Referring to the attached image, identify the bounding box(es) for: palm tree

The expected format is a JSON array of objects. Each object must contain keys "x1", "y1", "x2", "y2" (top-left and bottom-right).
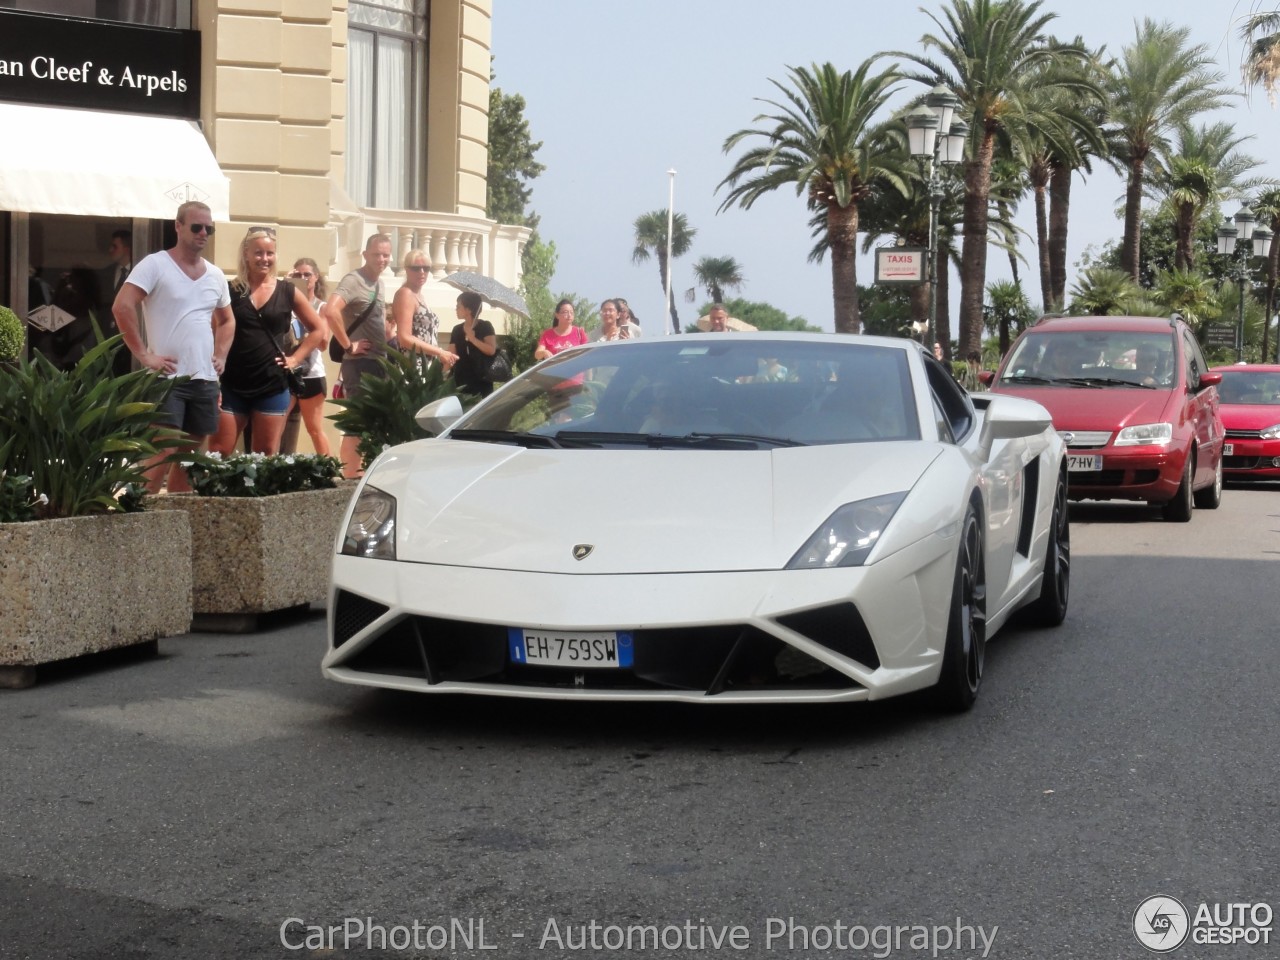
[
  {"x1": 1151, "y1": 268, "x2": 1219, "y2": 327},
  {"x1": 687, "y1": 256, "x2": 746, "y2": 305},
  {"x1": 632, "y1": 210, "x2": 695, "y2": 334},
  {"x1": 1251, "y1": 187, "x2": 1280, "y2": 362},
  {"x1": 985, "y1": 279, "x2": 1034, "y2": 356},
  {"x1": 1146, "y1": 121, "x2": 1265, "y2": 272},
  {"x1": 895, "y1": 0, "x2": 1098, "y2": 358},
  {"x1": 1241, "y1": 9, "x2": 1280, "y2": 102},
  {"x1": 718, "y1": 60, "x2": 906, "y2": 334},
  {"x1": 1103, "y1": 20, "x2": 1233, "y2": 282},
  {"x1": 1068, "y1": 266, "x2": 1144, "y2": 315}
]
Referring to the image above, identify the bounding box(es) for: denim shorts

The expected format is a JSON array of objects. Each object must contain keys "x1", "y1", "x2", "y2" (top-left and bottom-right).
[
  {"x1": 157, "y1": 377, "x2": 221, "y2": 436},
  {"x1": 219, "y1": 384, "x2": 292, "y2": 417}
]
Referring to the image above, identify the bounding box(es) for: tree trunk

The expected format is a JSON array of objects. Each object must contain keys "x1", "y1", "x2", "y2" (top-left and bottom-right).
[
  {"x1": 1048, "y1": 162, "x2": 1071, "y2": 311},
  {"x1": 828, "y1": 202, "x2": 861, "y2": 334},
  {"x1": 958, "y1": 132, "x2": 995, "y2": 359},
  {"x1": 998, "y1": 199, "x2": 1020, "y2": 284},
  {"x1": 1121, "y1": 153, "x2": 1147, "y2": 283},
  {"x1": 1264, "y1": 213, "x2": 1279, "y2": 363},
  {"x1": 1175, "y1": 201, "x2": 1195, "y2": 272},
  {"x1": 937, "y1": 247, "x2": 952, "y2": 360},
  {"x1": 1034, "y1": 183, "x2": 1051, "y2": 313}
]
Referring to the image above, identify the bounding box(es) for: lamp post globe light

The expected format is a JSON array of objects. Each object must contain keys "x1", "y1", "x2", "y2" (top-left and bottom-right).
[
  {"x1": 1216, "y1": 203, "x2": 1273, "y2": 363},
  {"x1": 907, "y1": 84, "x2": 966, "y2": 353}
]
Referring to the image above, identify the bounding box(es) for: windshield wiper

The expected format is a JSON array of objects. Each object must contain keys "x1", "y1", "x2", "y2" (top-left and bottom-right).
[
  {"x1": 645, "y1": 432, "x2": 799, "y2": 449},
  {"x1": 1062, "y1": 376, "x2": 1155, "y2": 389},
  {"x1": 448, "y1": 428, "x2": 562, "y2": 448},
  {"x1": 1000, "y1": 375, "x2": 1054, "y2": 385}
]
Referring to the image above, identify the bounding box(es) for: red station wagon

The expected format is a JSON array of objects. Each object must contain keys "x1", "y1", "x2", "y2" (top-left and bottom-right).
[
  {"x1": 987, "y1": 315, "x2": 1224, "y2": 521},
  {"x1": 1209, "y1": 364, "x2": 1280, "y2": 481}
]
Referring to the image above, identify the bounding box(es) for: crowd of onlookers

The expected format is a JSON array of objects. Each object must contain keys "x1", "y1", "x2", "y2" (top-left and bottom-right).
[{"x1": 96, "y1": 205, "x2": 694, "y2": 492}]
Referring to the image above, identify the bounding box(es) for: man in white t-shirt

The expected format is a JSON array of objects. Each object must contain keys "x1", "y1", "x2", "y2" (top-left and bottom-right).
[{"x1": 112, "y1": 200, "x2": 234, "y2": 493}]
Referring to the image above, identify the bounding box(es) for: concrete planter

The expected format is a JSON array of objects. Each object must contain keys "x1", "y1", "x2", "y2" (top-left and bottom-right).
[
  {"x1": 151, "y1": 485, "x2": 354, "y2": 631},
  {"x1": 0, "y1": 510, "x2": 193, "y2": 688}
]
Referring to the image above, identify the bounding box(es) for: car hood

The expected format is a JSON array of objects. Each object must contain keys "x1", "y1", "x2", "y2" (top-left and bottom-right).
[
  {"x1": 1219, "y1": 404, "x2": 1280, "y2": 430},
  {"x1": 993, "y1": 385, "x2": 1173, "y2": 431},
  {"x1": 362, "y1": 440, "x2": 943, "y2": 573}
]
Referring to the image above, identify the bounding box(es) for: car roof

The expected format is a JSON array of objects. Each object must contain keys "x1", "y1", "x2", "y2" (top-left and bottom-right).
[
  {"x1": 1210, "y1": 363, "x2": 1280, "y2": 373},
  {"x1": 1028, "y1": 315, "x2": 1181, "y2": 334}
]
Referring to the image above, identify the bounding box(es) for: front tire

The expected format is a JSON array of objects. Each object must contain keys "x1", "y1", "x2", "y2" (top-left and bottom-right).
[
  {"x1": 1162, "y1": 452, "x2": 1194, "y2": 522},
  {"x1": 934, "y1": 505, "x2": 986, "y2": 711},
  {"x1": 1193, "y1": 455, "x2": 1223, "y2": 509},
  {"x1": 1026, "y1": 469, "x2": 1070, "y2": 627}
]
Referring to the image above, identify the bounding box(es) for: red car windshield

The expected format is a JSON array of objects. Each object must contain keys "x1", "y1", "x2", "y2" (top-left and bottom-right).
[
  {"x1": 1217, "y1": 371, "x2": 1280, "y2": 404},
  {"x1": 1000, "y1": 330, "x2": 1177, "y2": 386}
]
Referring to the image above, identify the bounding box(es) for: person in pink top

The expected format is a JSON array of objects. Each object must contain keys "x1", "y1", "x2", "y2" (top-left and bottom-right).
[{"x1": 534, "y1": 299, "x2": 588, "y2": 361}]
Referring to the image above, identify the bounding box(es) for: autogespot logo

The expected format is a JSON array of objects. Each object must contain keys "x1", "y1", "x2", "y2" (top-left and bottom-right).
[{"x1": 1133, "y1": 896, "x2": 1190, "y2": 952}]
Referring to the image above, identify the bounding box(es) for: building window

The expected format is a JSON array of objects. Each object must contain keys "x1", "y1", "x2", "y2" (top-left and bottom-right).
[
  {"x1": 347, "y1": 0, "x2": 428, "y2": 210},
  {"x1": 0, "y1": 0, "x2": 191, "y2": 28}
]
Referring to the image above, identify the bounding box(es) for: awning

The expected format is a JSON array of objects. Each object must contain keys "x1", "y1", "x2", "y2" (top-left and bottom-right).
[{"x1": 0, "y1": 102, "x2": 230, "y2": 220}]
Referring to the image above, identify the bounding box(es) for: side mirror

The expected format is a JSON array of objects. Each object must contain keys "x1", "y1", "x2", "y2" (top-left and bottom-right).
[
  {"x1": 978, "y1": 370, "x2": 995, "y2": 386},
  {"x1": 977, "y1": 394, "x2": 1053, "y2": 460},
  {"x1": 1197, "y1": 371, "x2": 1222, "y2": 390},
  {"x1": 415, "y1": 395, "x2": 464, "y2": 435}
]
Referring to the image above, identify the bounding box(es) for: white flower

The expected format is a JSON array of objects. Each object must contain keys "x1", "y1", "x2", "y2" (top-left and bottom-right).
[
  {"x1": 180, "y1": 461, "x2": 193, "y2": 468},
  {"x1": 207, "y1": 451, "x2": 223, "y2": 461},
  {"x1": 284, "y1": 456, "x2": 295, "y2": 465},
  {"x1": 244, "y1": 477, "x2": 255, "y2": 487},
  {"x1": 35, "y1": 493, "x2": 49, "y2": 505}
]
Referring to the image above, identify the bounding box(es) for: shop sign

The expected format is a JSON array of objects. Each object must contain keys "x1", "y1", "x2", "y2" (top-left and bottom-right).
[
  {"x1": 1204, "y1": 325, "x2": 1236, "y2": 347},
  {"x1": 0, "y1": 10, "x2": 199, "y2": 119}
]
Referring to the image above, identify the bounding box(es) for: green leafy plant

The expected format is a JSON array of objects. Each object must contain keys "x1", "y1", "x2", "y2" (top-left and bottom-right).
[
  {"x1": 0, "y1": 305, "x2": 22, "y2": 364},
  {"x1": 0, "y1": 336, "x2": 180, "y2": 520},
  {"x1": 183, "y1": 452, "x2": 344, "y2": 497},
  {"x1": 328, "y1": 349, "x2": 478, "y2": 469}
]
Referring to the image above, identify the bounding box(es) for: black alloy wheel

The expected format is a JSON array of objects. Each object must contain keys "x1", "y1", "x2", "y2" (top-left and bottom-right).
[
  {"x1": 1027, "y1": 469, "x2": 1070, "y2": 626},
  {"x1": 935, "y1": 505, "x2": 987, "y2": 711}
]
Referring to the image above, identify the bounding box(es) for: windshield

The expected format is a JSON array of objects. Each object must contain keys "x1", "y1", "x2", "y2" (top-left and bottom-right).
[
  {"x1": 1217, "y1": 370, "x2": 1280, "y2": 404},
  {"x1": 450, "y1": 338, "x2": 921, "y2": 447},
  {"x1": 1000, "y1": 330, "x2": 1177, "y2": 387}
]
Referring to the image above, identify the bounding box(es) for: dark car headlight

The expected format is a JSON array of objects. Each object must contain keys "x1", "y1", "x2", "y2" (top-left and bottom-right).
[
  {"x1": 341, "y1": 485, "x2": 396, "y2": 559},
  {"x1": 787, "y1": 493, "x2": 906, "y2": 569}
]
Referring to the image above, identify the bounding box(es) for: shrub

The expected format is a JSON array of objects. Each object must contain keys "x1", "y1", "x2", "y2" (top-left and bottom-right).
[
  {"x1": 328, "y1": 350, "x2": 479, "y2": 469},
  {"x1": 183, "y1": 451, "x2": 344, "y2": 496},
  {"x1": 0, "y1": 336, "x2": 180, "y2": 520},
  {"x1": 0, "y1": 305, "x2": 22, "y2": 363}
]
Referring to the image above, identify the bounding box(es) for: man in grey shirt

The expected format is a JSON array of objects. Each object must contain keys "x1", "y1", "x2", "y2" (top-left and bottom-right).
[{"x1": 324, "y1": 232, "x2": 392, "y2": 478}]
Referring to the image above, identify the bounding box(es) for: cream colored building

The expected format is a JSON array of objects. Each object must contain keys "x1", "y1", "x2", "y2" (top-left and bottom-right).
[{"x1": 2, "y1": 0, "x2": 527, "y2": 374}]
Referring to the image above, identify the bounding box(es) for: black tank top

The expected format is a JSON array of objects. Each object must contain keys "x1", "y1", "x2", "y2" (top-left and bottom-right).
[{"x1": 223, "y1": 281, "x2": 295, "y2": 398}]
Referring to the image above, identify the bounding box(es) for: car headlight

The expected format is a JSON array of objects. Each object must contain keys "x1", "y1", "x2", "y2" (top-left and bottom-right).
[
  {"x1": 1260, "y1": 423, "x2": 1280, "y2": 440},
  {"x1": 341, "y1": 485, "x2": 396, "y2": 559},
  {"x1": 786, "y1": 493, "x2": 906, "y2": 569},
  {"x1": 1113, "y1": 422, "x2": 1173, "y2": 446}
]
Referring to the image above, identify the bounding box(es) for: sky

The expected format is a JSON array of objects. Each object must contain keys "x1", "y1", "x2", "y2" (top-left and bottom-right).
[{"x1": 490, "y1": 0, "x2": 1279, "y2": 335}]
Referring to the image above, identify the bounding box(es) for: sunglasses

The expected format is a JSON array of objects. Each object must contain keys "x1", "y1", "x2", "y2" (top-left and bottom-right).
[
  {"x1": 247, "y1": 225, "x2": 277, "y2": 237},
  {"x1": 188, "y1": 223, "x2": 215, "y2": 235},
  {"x1": 405, "y1": 264, "x2": 431, "y2": 272}
]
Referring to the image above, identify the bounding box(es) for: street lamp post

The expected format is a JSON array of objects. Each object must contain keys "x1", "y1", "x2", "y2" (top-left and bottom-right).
[
  {"x1": 1216, "y1": 204, "x2": 1273, "y2": 363},
  {"x1": 907, "y1": 85, "x2": 966, "y2": 355}
]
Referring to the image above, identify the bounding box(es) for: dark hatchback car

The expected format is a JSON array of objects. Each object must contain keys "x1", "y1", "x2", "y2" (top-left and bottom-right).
[{"x1": 986, "y1": 315, "x2": 1224, "y2": 521}]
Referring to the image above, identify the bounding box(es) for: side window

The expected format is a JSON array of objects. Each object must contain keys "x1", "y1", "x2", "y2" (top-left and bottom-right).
[
  {"x1": 923, "y1": 355, "x2": 974, "y2": 442},
  {"x1": 1182, "y1": 331, "x2": 1206, "y2": 388}
]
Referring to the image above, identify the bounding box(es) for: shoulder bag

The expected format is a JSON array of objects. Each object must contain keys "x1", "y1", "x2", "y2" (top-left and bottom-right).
[
  {"x1": 329, "y1": 290, "x2": 379, "y2": 363},
  {"x1": 478, "y1": 347, "x2": 512, "y2": 384}
]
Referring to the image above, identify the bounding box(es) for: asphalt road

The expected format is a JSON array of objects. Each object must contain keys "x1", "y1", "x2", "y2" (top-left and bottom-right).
[{"x1": 3, "y1": 483, "x2": 1279, "y2": 960}]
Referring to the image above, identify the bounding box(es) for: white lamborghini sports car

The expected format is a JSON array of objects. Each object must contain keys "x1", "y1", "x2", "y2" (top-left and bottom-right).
[{"x1": 324, "y1": 334, "x2": 1069, "y2": 709}]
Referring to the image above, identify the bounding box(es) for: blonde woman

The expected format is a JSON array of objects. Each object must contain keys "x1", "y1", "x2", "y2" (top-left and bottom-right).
[
  {"x1": 282, "y1": 256, "x2": 332, "y2": 455},
  {"x1": 391, "y1": 249, "x2": 456, "y2": 373},
  {"x1": 210, "y1": 226, "x2": 325, "y2": 455}
]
